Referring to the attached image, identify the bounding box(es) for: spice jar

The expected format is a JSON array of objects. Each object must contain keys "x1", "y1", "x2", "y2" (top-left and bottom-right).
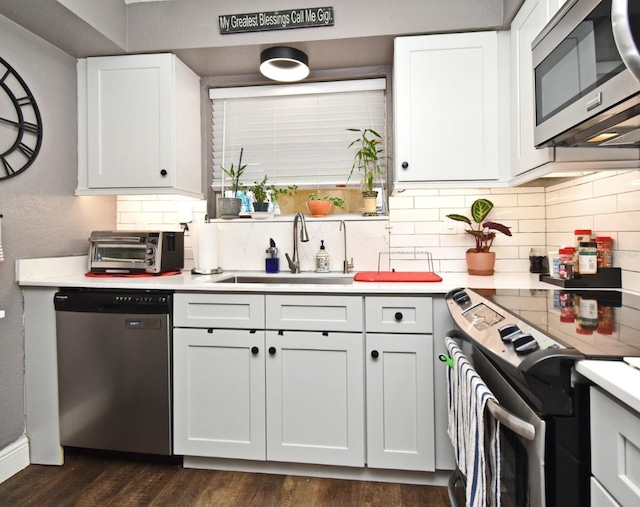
[
  {"x1": 574, "y1": 229, "x2": 592, "y2": 273},
  {"x1": 597, "y1": 305, "x2": 614, "y2": 335},
  {"x1": 578, "y1": 296, "x2": 598, "y2": 332},
  {"x1": 529, "y1": 248, "x2": 548, "y2": 273},
  {"x1": 595, "y1": 236, "x2": 613, "y2": 268},
  {"x1": 558, "y1": 247, "x2": 575, "y2": 280},
  {"x1": 578, "y1": 241, "x2": 598, "y2": 275}
]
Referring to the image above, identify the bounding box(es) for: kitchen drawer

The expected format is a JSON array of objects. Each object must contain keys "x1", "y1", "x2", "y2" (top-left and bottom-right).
[
  {"x1": 174, "y1": 293, "x2": 265, "y2": 329},
  {"x1": 266, "y1": 295, "x2": 362, "y2": 332},
  {"x1": 365, "y1": 296, "x2": 432, "y2": 333},
  {"x1": 591, "y1": 387, "x2": 640, "y2": 507}
]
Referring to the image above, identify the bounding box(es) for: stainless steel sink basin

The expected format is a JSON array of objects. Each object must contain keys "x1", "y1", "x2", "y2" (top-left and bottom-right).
[{"x1": 213, "y1": 275, "x2": 354, "y2": 285}]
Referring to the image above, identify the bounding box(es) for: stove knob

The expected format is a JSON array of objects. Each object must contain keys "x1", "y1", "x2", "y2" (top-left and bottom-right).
[
  {"x1": 498, "y1": 323, "x2": 521, "y2": 343},
  {"x1": 512, "y1": 333, "x2": 539, "y2": 354},
  {"x1": 452, "y1": 290, "x2": 471, "y2": 306}
]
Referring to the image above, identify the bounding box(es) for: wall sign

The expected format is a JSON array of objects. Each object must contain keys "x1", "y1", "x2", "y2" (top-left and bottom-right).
[{"x1": 219, "y1": 7, "x2": 334, "y2": 34}]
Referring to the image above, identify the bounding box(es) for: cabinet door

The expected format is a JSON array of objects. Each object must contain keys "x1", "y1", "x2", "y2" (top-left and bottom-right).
[
  {"x1": 394, "y1": 32, "x2": 500, "y2": 182},
  {"x1": 265, "y1": 330, "x2": 364, "y2": 467},
  {"x1": 510, "y1": 0, "x2": 554, "y2": 176},
  {"x1": 173, "y1": 328, "x2": 266, "y2": 460},
  {"x1": 366, "y1": 333, "x2": 435, "y2": 471},
  {"x1": 87, "y1": 54, "x2": 173, "y2": 189}
]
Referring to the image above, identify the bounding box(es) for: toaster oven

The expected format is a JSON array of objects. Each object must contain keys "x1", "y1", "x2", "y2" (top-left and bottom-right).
[{"x1": 88, "y1": 231, "x2": 184, "y2": 274}]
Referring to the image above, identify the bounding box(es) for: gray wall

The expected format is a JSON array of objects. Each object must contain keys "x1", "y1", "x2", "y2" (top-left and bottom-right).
[{"x1": 0, "y1": 14, "x2": 116, "y2": 449}]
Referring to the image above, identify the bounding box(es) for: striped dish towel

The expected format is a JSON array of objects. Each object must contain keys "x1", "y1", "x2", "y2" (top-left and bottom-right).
[
  {"x1": 445, "y1": 337, "x2": 501, "y2": 507},
  {"x1": 0, "y1": 215, "x2": 4, "y2": 263}
]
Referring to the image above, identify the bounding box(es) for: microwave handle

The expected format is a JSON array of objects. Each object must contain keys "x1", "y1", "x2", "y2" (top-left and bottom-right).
[{"x1": 612, "y1": 0, "x2": 640, "y2": 84}]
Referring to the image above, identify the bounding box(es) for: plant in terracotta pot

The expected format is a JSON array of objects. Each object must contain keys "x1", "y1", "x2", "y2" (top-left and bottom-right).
[
  {"x1": 306, "y1": 193, "x2": 345, "y2": 217},
  {"x1": 347, "y1": 128, "x2": 384, "y2": 216},
  {"x1": 219, "y1": 148, "x2": 246, "y2": 217},
  {"x1": 446, "y1": 198, "x2": 512, "y2": 276}
]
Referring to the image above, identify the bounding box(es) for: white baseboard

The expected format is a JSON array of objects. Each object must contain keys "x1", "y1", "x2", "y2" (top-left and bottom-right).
[{"x1": 0, "y1": 436, "x2": 30, "y2": 484}]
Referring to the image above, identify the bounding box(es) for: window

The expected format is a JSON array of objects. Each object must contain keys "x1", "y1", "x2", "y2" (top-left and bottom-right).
[{"x1": 209, "y1": 79, "x2": 387, "y2": 192}]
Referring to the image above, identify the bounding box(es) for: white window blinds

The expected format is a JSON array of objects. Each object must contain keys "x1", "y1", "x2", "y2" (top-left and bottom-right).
[{"x1": 210, "y1": 79, "x2": 387, "y2": 191}]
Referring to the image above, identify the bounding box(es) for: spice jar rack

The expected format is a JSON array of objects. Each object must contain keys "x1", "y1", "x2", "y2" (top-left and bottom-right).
[{"x1": 540, "y1": 267, "x2": 621, "y2": 288}]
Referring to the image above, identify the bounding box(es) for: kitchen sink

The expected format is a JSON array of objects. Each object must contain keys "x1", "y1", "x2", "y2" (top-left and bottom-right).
[{"x1": 213, "y1": 275, "x2": 354, "y2": 285}]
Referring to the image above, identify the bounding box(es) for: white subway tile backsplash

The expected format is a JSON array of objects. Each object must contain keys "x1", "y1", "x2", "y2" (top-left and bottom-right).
[
  {"x1": 618, "y1": 189, "x2": 640, "y2": 212},
  {"x1": 116, "y1": 171, "x2": 640, "y2": 289}
]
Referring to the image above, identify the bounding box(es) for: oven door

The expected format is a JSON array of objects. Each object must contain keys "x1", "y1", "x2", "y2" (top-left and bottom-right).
[
  {"x1": 448, "y1": 344, "x2": 546, "y2": 507},
  {"x1": 89, "y1": 240, "x2": 147, "y2": 273}
]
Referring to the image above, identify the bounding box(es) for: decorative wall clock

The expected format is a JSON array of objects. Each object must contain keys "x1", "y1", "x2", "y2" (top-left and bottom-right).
[{"x1": 0, "y1": 56, "x2": 43, "y2": 180}]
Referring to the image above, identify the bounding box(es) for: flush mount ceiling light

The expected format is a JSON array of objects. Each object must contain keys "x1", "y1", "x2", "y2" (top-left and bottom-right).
[{"x1": 260, "y1": 46, "x2": 309, "y2": 82}]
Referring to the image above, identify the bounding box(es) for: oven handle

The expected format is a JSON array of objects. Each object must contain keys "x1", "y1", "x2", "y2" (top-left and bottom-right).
[{"x1": 446, "y1": 331, "x2": 536, "y2": 442}]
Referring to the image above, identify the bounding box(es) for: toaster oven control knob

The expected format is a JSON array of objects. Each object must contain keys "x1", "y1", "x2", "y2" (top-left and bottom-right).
[
  {"x1": 498, "y1": 323, "x2": 521, "y2": 343},
  {"x1": 512, "y1": 333, "x2": 539, "y2": 354},
  {"x1": 145, "y1": 259, "x2": 154, "y2": 266},
  {"x1": 146, "y1": 248, "x2": 154, "y2": 255}
]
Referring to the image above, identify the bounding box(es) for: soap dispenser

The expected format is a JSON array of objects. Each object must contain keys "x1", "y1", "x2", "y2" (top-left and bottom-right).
[
  {"x1": 315, "y1": 240, "x2": 330, "y2": 273},
  {"x1": 265, "y1": 238, "x2": 280, "y2": 273}
]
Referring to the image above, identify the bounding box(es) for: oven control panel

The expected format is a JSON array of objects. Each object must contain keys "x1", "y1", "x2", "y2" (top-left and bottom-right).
[{"x1": 446, "y1": 288, "x2": 567, "y2": 369}]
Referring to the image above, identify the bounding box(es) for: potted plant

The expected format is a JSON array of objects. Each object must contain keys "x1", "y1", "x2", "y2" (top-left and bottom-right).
[
  {"x1": 347, "y1": 128, "x2": 384, "y2": 216},
  {"x1": 219, "y1": 148, "x2": 246, "y2": 217},
  {"x1": 249, "y1": 176, "x2": 297, "y2": 213},
  {"x1": 306, "y1": 193, "x2": 345, "y2": 217},
  {"x1": 250, "y1": 175, "x2": 271, "y2": 212},
  {"x1": 446, "y1": 198, "x2": 512, "y2": 275}
]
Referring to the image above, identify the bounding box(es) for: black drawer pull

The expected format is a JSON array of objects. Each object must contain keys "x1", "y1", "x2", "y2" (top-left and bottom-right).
[
  {"x1": 395, "y1": 312, "x2": 403, "y2": 321},
  {"x1": 371, "y1": 350, "x2": 379, "y2": 359},
  {"x1": 251, "y1": 346, "x2": 259, "y2": 355},
  {"x1": 268, "y1": 346, "x2": 277, "y2": 355}
]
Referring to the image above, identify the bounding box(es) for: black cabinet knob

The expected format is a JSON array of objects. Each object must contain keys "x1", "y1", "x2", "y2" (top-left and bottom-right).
[
  {"x1": 160, "y1": 169, "x2": 168, "y2": 176},
  {"x1": 401, "y1": 161, "x2": 409, "y2": 169},
  {"x1": 268, "y1": 346, "x2": 276, "y2": 355},
  {"x1": 251, "y1": 346, "x2": 259, "y2": 355},
  {"x1": 395, "y1": 312, "x2": 403, "y2": 321},
  {"x1": 371, "y1": 350, "x2": 379, "y2": 359}
]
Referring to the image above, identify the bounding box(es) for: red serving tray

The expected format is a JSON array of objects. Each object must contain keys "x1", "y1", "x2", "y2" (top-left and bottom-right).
[{"x1": 354, "y1": 271, "x2": 442, "y2": 282}]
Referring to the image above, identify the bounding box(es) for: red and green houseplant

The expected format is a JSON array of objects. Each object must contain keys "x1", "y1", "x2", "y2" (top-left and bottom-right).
[{"x1": 446, "y1": 198, "x2": 512, "y2": 275}]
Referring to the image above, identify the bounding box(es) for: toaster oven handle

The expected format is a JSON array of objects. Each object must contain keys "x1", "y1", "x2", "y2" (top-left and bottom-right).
[{"x1": 90, "y1": 237, "x2": 146, "y2": 243}]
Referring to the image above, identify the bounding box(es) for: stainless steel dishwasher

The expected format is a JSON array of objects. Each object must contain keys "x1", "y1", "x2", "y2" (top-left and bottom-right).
[{"x1": 54, "y1": 289, "x2": 173, "y2": 456}]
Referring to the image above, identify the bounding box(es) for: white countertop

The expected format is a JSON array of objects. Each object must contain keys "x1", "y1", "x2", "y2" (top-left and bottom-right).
[
  {"x1": 576, "y1": 360, "x2": 640, "y2": 414},
  {"x1": 16, "y1": 255, "x2": 550, "y2": 294}
]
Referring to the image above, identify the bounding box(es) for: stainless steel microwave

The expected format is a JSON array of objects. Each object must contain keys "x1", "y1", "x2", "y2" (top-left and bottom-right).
[
  {"x1": 88, "y1": 231, "x2": 184, "y2": 274},
  {"x1": 533, "y1": 0, "x2": 640, "y2": 147}
]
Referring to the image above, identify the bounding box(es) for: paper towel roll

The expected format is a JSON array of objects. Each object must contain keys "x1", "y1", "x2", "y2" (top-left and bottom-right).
[{"x1": 195, "y1": 222, "x2": 219, "y2": 272}]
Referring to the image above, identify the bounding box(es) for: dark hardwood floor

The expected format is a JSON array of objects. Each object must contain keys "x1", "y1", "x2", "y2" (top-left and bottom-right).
[{"x1": 0, "y1": 453, "x2": 450, "y2": 506}]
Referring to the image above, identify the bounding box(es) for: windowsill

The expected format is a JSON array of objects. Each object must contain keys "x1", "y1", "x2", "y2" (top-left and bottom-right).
[{"x1": 210, "y1": 213, "x2": 389, "y2": 223}]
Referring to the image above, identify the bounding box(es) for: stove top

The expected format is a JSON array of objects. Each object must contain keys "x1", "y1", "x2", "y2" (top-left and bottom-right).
[{"x1": 447, "y1": 288, "x2": 640, "y2": 362}]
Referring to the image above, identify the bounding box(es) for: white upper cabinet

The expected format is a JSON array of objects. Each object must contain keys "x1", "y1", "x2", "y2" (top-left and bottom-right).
[
  {"x1": 510, "y1": 0, "x2": 638, "y2": 180},
  {"x1": 394, "y1": 32, "x2": 509, "y2": 187},
  {"x1": 77, "y1": 53, "x2": 203, "y2": 198}
]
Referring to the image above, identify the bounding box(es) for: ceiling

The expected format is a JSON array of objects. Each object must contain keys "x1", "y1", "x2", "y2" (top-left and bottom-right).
[{"x1": 0, "y1": 0, "x2": 523, "y2": 77}]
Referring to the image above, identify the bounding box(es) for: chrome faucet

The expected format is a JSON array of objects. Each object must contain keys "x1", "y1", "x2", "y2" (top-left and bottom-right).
[
  {"x1": 340, "y1": 220, "x2": 354, "y2": 274},
  {"x1": 285, "y1": 212, "x2": 309, "y2": 273}
]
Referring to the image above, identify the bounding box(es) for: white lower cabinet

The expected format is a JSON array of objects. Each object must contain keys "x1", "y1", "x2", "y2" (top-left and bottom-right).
[
  {"x1": 173, "y1": 327, "x2": 266, "y2": 460},
  {"x1": 265, "y1": 330, "x2": 364, "y2": 467},
  {"x1": 590, "y1": 387, "x2": 640, "y2": 507},
  {"x1": 365, "y1": 297, "x2": 435, "y2": 471},
  {"x1": 173, "y1": 292, "x2": 364, "y2": 468},
  {"x1": 174, "y1": 292, "x2": 438, "y2": 473}
]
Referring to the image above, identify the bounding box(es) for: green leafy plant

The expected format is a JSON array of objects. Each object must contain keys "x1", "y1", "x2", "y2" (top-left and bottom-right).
[
  {"x1": 250, "y1": 176, "x2": 297, "y2": 203},
  {"x1": 221, "y1": 148, "x2": 246, "y2": 195},
  {"x1": 347, "y1": 128, "x2": 384, "y2": 193},
  {"x1": 308, "y1": 193, "x2": 345, "y2": 209},
  {"x1": 446, "y1": 198, "x2": 512, "y2": 253}
]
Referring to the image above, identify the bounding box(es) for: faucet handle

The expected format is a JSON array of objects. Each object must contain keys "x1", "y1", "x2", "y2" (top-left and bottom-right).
[
  {"x1": 343, "y1": 258, "x2": 354, "y2": 274},
  {"x1": 285, "y1": 253, "x2": 297, "y2": 273}
]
